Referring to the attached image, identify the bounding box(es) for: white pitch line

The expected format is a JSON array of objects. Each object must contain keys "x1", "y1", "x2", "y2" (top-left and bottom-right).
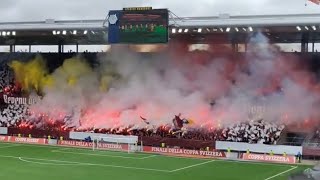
[
  {"x1": 0, "y1": 155, "x2": 170, "y2": 172},
  {"x1": 264, "y1": 166, "x2": 298, "y2": 180},
  {"x1": 0, "y1": 142, "x2": 157, "y2": 160},
  {"x1": 18, "y1": 157, "x2": 85, "y2": 166},
  {"x1": 52, "y1": 150, "x2": 150, "y2": 160},
  {"x1": 0, "y1": 144, "x2": 21, "y2": 149},
  {"x1": 169, "y1": 160, "x2": 215, "y2": 172},
  {"x1": 0, "y1": 142, "x2": 63, "y2": 150},
  {"x1": 215, "y1": 159, "x2": 294, "y2": 167},
  {"x1": 139, "y1": 155, "x2": 158, "y2": 159}
]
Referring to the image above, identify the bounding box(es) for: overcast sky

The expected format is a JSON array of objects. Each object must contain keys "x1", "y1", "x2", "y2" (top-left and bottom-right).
[{"x1": 0, "y1": 0, "x2": 319, "y2": 22}]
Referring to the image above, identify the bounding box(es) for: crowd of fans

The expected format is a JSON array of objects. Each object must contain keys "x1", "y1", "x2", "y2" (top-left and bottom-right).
[
  {"x1": 0, "y1": 102, "x2": 285, "y2": 144},
  {"x1": 0, "y1": 96, "x2": 285, "y2": 144},
  {"x1": 74, "y1": 120, "x2": 284, "y2": 144},
  {"x1": 220, "y1": 120, "x2": 285, "y2": 144},
  {"x1": 74, "y1": 126, "x2": 220, "y2": 141},
  {"x1": 0, "y1": 104, "x2": 27, "y2": 127},
  {"x1": 128, "y1": 126, "x2": 221, "y2": 141},
  {"x1": 312, "y1": 128, "x2": 320, "y2": 143},
  {"x1": 0, "y1": 69, "x2": 286, "y2": 144}
]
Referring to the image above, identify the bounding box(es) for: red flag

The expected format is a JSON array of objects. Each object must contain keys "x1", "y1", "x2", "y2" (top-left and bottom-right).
[
  {"x1": 173, "y1": 114, "x2": 183, "y2": 129},
  {"x1": 309, "y1": 0, "x2": 320, "y2": 5}
]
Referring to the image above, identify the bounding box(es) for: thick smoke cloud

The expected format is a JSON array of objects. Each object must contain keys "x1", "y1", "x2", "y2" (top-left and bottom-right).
[{"x1": 8, "y1": 33, "x2": 320, "y2": 130}]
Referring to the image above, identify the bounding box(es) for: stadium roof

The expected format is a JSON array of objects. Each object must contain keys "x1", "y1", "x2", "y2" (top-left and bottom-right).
[{"x1": 0, "y1": 14, "x2": 320, "y2": 45}]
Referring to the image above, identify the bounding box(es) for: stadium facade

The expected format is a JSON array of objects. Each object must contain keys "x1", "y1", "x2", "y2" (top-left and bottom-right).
[
  {"x1": 1, "y1": 13, "x2": 320, "y2": 179},
  {"x1": 0, "y1": 14, "x2": 319, "y2": 52}
]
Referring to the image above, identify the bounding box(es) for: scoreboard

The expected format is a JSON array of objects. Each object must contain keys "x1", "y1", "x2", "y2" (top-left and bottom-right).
[{"x1": 108, "y1": 8, "x2": 169, "y2": 44}]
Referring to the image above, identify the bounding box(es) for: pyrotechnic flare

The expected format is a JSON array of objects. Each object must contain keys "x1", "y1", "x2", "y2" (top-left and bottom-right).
[{"x1": 4, "y1": 32, "x2": 320, "y2": 131}]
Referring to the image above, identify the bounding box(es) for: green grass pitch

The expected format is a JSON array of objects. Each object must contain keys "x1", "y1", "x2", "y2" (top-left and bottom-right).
[{"x1": 0, "y1": 142, "x2": 310, "y2": 180}]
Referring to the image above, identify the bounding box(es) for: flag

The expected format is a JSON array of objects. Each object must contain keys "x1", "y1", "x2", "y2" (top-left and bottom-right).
[
  {"x1": 309, "y1": 0, "x2": 320, "y2": 5},
  {"x1": 173, "y1": 114, "x2": 183, "y2": 129},
  {"x1": 172, "y1": 114, "x2": 194, "y2": 129},
  {"x1": 140, "y1": 116, "x2": 150, "y2": 124}
]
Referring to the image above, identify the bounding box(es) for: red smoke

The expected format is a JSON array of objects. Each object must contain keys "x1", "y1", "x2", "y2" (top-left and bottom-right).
[{"x1": 5, "y1": 34, "x2": 320, "y2": 132}]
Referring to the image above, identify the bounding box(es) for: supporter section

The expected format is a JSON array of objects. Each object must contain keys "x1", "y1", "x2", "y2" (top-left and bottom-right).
[{"x1": 0, "y1": 52, "x2": 319, "y2": 157}]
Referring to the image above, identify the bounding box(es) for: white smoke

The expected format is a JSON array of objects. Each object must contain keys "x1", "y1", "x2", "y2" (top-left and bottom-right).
[{"x1": 12, "y1": 32, "x2": 320, "y2": 130}]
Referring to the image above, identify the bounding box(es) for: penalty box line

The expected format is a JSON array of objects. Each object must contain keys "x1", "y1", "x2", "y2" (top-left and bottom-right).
[
  {"x1": 0, "y1": 154, "x2": 215, "y2": 173},
  {"x1": 18, "y1": 157, "x2": 86, "y2": 166},
  {"x1": 0, "y1": 155, "x2": 170, "y2": 173},
  {"x1": 169, "y1": 160, "x2": 216, "y2": 173},
  {"x1": 264, "y1": 166, "x2": 298, "y2": 180}
]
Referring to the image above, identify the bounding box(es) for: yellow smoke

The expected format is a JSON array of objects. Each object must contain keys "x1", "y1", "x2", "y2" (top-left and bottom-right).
[
  {"x1": 100, "y1": 75, "x2": 113, "y2": 92},
  {"x1": 67, "y1": 76, "x2": 78, "y2": 86},
  {"x1": 9, "y1": 56, "x2": 117, "y2": 93},
  {"x1": 8, "y1": 56, "x2": 53, "y2": 91},
  {"x1": 56, "y1": 57, "x2": 93, "y2": 87},
  {"x1": 98, "y1": 62, "x2": 120, "y2": 92}
]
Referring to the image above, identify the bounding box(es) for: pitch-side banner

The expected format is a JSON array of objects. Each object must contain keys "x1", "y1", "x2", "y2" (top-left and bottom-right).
[
  {"x1": 143, "y1": 146, "x2": 226, "y2": 158},
  {"x1": 69, "y1": 132, "x2": 138, "y2": 144},
  {"x1": 0, "y1": 136, "x2": 9, "y2": 141},
  {"x1": 0, "y1": 136, "x2": 48, "y2": 144},
  {"x1": 216, "y1": 141, "x2": 302, "y2": 155},
  {"x1": 58, "y1": 140, "x2": 129, "y2": 151},
  {"x1": 242, "y1": 153, "x2": 296, "y2": 164}
]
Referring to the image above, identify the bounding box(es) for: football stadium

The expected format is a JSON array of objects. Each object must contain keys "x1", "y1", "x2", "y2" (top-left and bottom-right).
[{"x1": 1, "y1": 1, "x2": 320, "y2": 180}]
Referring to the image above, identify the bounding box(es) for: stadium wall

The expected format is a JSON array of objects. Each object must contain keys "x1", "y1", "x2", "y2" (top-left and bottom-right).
[
  {"x1": 69, "y1": 132, "x2": 215, "y2": 149},
  {"x1": 58, "y1": 140, "x2": 129, "y2": 151},
  {"x1": 0, "y1": 135, "x2": 47, "y2": 144},
  {"x1": 216, "y1": 141, "x2": 302, "y2": 155},
  {"x1": 0, "y1": 135, "x2": 300, "y2": 164},
  {"x1": 69, "y1": 132, "x2": 138, "y2": 144},
  {"x1": 7, "y1": 127, "x2": 69, "y2": 140},
  {"x1": 140, "y1": 136, "x2": 215, "y2": 149},
  {"x1": 143, "y1": 146, "x2": 226, "y2": 158},
  {"x1": 302, "y1": 147, "x2": 320, "y2": 156}
]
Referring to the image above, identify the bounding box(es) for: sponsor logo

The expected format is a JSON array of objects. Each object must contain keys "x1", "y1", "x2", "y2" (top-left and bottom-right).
[
  {"x1": 0, "y1": 136, "x2": 7, "y2": 141},
  {"x1": 14, "y1": 137, "x2": 40, "y2": 143},
  {"x1": 0, "y1": 136, "x2": 47, "y2": 144},
  {"x1": 108, "y1": 14, "x2": 118, "y2": 25},
  {"x1": 75, "y1": 141, "x2": 91, "y2": 147},
  {"x1": 199, "y1": 150, "x2": 224, "y2": 157},
  {"x1": 148, "y1": 147, "x2": 225, "y2": 157},
  {"x1": 59, "y1": 140, "x2": 127, "y2": 150},
  {"x1": 98, "y1": 143, "x2": 122, "y2": 149},
  {"x1": 60, "y1": 140, "x2": 76, "y2": 146},
  {"x1": 243, "y1": 153, "x2": 295, "y2": 164}
]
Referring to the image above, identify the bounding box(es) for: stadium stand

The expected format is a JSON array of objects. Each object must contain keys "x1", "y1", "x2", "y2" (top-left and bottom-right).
[
  {"x1": 220, "y1": 120, "x2": 284, "y2": 144},
  {"x1": 0, "y1": 52, "x2": 320, "y2": 151},
  {"x1": 308, "y1": 129, "x2": 320, "y2": 145},
  {"x1": 282, "y1": 132, "x2": 308, "y2": 146}
]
